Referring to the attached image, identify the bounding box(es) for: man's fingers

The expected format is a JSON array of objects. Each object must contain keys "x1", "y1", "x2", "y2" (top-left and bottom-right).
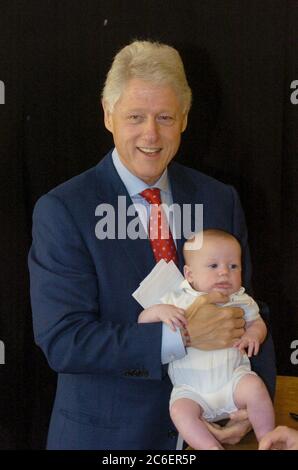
[
  {"x1": 258, "y1": 437, "x2": 273, "y2": 450},
  {"x1": 201, "y1": 291, "x2": 230, "y2": 305},
  {"x1": 224, "y1": 307, "x2": 245, "y2": 319},
  {"x1": 185, "y1": 296, "x2": 246, "y2": 350},
  {"x1": 229, "y1": 409, "x2": 249, "y2": 421},
  {"x1": 259, "y1": 434, "x2": 281, "y2": 450},
  {"x1": 184, "y1": 295, "x2": 208, "y2": 316},
  {"x1": 235, "y1": 317, "x2": 246, "y2": 327},
  {"x1": 205, "y1": 419, "x2": 248, "y2": 444},
  {"x1": 231, "y1": 327, "x2": 245, "y2": 339},
  {"x1": 206, "y1": 409, "x2": 251, "y2": 445},
  {"x1": 185, "y1": 292, "x2": 229, "y2": 316},
  {"x1": 259, "y1": 426, "x2": 295, "y2": 450}
]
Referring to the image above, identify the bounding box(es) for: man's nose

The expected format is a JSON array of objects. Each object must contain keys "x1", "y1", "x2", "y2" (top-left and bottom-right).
[{"x1": 142, "y1": 117, "x2": 159, "y2": 142}]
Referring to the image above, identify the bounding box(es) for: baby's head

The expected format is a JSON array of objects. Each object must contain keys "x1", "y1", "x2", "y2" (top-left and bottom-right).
[{"x1": 183, "y1": 229, "x2": 242, "y2": 296}]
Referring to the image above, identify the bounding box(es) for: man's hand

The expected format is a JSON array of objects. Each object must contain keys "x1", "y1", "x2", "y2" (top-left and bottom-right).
[
  {"x1": 259, "y1": 426, "x2": 298, "y2": 450},
  {"x1": 185, "y1": 292, "x2": 245, "y2": 350},
  {"x1": 204, "y1": 410, "x2": 251, "y2": 445}
]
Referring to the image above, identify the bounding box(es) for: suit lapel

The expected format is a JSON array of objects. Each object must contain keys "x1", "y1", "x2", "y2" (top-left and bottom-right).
[
  {"x1": 168, "y1": 162, "x2": 204, "y2": 272},
  {"x1": 95, "y1": 153, "x2": 156, "y2": 281}
]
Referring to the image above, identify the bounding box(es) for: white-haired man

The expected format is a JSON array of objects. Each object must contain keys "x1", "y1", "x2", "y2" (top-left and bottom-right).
[{"x1": 29, "y1": 40, "x2": 275, "y2": 449}]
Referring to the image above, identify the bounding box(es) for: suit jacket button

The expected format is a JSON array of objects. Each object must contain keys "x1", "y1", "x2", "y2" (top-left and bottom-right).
[{"x1": 168, "y1": 430, "x2": 178, "y2": 438}]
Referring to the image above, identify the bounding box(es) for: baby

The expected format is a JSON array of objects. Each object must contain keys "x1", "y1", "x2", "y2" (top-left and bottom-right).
[{"x1": 138, "y1": 229, "x2": 275, "y2": 450}]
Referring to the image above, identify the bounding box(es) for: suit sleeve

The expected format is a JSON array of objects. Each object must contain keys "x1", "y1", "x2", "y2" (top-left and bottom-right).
[
  {"x1": 28, "y1": 194, "x2": 164, "y2": 380},
  {"x1": 229, "y1": 186, "x2": 276, "y2": 399}
]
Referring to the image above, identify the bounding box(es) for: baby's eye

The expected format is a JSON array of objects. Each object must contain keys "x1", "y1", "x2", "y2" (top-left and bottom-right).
[
  {"x1": 230, "y1": 264, "x2": 239, "y2": 270},
  {"x1": 209, "y1": 263, "x2": 218, "y2": 269}
]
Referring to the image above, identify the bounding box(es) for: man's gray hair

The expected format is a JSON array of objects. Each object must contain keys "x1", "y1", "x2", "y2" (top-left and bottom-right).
[{"x1": 102, "y1": 40, "x2": 192, "y2": 113}]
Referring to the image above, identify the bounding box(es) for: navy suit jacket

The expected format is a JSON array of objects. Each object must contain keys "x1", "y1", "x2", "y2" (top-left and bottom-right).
[{"x1": 28, "y1": 151, "x2": 276, "y2": 449}]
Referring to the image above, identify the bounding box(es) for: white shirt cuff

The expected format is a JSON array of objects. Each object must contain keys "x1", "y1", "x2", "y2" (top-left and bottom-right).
[{"x1": 161, "y1": 323, "x2": 186, "y2": 364}]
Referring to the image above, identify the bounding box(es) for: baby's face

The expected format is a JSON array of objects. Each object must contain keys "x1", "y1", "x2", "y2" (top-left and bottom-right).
[{"x1": 184, "y1": 237, "x2": 242, "y2": 296}]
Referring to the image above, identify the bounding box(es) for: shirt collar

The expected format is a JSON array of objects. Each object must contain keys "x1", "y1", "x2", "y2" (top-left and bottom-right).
[
  {"x1": 180, "y1": 279, "x2": 201, "y2": 296},
  {"x1": 112, "y1": 148, "x2": 170, "y2": 197}
]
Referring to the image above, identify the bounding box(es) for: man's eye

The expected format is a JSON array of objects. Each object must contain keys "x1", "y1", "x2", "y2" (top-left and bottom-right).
[
  {"x1": 128, "y1": 115, "x2": 143, "y2": 122},
  {"x1": 209, "y1": 264, "x2": 217, "y2": 269},
  {"x1": 157, "y1": 115, "x2": 174, "y2": 125}
]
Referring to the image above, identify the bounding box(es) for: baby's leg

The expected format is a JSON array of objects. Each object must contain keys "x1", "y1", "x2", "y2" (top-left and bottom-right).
[
  {"x1": 170, "y1": 398, "x2": 223, "y2": 450},
  {"x1": 233, "y1": 374, "x2": 275, "y2": 441}
]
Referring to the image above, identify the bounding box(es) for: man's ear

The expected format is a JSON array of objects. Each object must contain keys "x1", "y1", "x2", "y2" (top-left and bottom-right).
[
  {"x1": 102, "y1": 100, "x2": 113, "y2": 133},
  {"x1": 181, "y1": 113, "x2": 188, "y2": 133},
  {"x1": 183, "y1": 264, "x2": 193, "y2": 283}
]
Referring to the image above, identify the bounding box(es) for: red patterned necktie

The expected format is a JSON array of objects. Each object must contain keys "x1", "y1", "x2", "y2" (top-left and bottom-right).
[{"x1": 140, "y1": 188, "x2": 178, "y2": 265}]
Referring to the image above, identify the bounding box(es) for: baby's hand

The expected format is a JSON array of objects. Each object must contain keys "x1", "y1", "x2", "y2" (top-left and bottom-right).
[
  {"x1": 233, "y1": 334, "x2": 260, "y2": 357},
  {"x1": 138, "y1": 304, "x2": 187, "y2": 331},
  {"x1": 158, "y1": 305, "x2": 187, "y2": 331}
]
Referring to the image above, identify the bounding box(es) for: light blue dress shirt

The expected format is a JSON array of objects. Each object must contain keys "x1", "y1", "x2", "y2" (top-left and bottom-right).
[{"x1": 112, "y1": 149, "x2": 186, "y2": 364}]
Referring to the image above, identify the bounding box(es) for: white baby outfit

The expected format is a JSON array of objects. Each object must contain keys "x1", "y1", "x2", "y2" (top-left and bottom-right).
[{"x1": 163, "y1": 281, "x2": 260, "y2": 422}]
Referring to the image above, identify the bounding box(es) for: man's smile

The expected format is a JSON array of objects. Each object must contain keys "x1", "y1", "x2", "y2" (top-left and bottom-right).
[{"x1": 137, "y1": 146, "x2": 162, "y2": 156}]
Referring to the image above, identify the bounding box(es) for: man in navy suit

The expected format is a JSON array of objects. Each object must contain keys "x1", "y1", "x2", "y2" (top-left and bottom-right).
[{"x1": 28, "y1": 40, "x2": 275, "y2": 450}]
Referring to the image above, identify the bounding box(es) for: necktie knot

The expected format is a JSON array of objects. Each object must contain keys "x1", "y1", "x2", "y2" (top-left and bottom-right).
[{"x1": 140, "y1": 188, "x2": 162, "y2": 205}]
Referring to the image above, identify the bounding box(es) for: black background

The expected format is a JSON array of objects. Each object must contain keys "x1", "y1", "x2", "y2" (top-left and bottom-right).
[{"x1": 0, "y1": 0, "x2": 297, "y2": 449}]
